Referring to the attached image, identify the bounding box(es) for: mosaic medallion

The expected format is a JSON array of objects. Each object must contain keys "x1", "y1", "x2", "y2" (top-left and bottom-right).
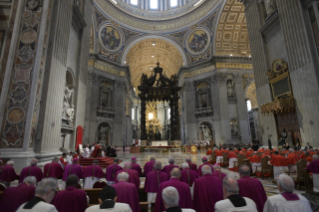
[
  {"x1": 98, "y1": 24, "x2": 123, "y2": 53},
  {"x1": 7, "y1": 107, "x2": 25, "y2": 124},
  {"x1": 186, "y1": 28, "x2": 210, "y2": 55}
]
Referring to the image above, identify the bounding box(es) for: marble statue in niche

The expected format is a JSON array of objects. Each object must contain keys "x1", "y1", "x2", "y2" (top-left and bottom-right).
[
  {"x1": 196, "y1": 81, "x2": 210, "y2": 108},
  {"x1": 99, "y1": 126, "x2": 108, "y2": 141},
  {"x1": 231, "y1": 119, "x2": 239, "y2": 135},
  {"x1": 227, "y1": 79, "x2": 235, "y2": 97},
  {"x1": 26, "y1": 0, "x2": 42, "y2": 11},
  {"x1": 99, "y1": 82, "x2": 113, "y2": 109},
  {"x1": 263, "y1": 0, "x2": 277, "y2": 16},
  {"x1": 200, "y1": 124, "x2": 212, "y2": 141},
  {"x1": 62, "y1": 71, "x2": 75, "y2": 126}
]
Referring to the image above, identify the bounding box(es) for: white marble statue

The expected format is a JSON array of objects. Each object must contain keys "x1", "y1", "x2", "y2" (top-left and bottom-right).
[
  {"x1": 263, "y1": 0, "x2": 277, "y2": 16},
  {"x1": 231, "y1": 120, "x2": 239, "y2": 135},
  {"x1": 62, "y1": 85, "x2": 75, "y2": 125},
  {"x1": 201, "y1": 124, "x2": 212, "y2": 141},
  {"x1": 99, "y1": 126, "x2": 108, "y2": 141}
]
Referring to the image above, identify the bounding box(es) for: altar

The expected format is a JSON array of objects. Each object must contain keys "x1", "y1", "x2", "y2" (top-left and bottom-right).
[{"x1": 151, "y1": 141, "x2": 168, "y2": 146}]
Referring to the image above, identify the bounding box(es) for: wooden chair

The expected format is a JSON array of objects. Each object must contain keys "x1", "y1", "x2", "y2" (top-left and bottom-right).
[
  {"x1": 77, "y1": 183, "x2": 82, "y2": 189},
  {"x1": 256, "y1": 156, "x2": 272, "y2": 179},
  {"x1": 93, "y1": 180, "x2": 108, "y2": 189},
  {"x1": 223, "y1": 153, "x2": 229, "y2": 167},
  {"x1": 295, "y1": 159, "x2": 307, "y2": 190},
  {"x1": 0, "y1": 183, "x2": 6, "y2": 192},
  {"x1": 84, "y1": 188, "x2": 102, "y2": 204},
  {"x1": 237, "y1": 154, "x2": 247, "y2": 170},
  {"x1": 211, "y1": 152, "x2": 216, "y2": 164}
]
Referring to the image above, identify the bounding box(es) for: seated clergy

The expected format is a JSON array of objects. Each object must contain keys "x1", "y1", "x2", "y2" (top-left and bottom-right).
[
  {"x1": 16, "y1": 178, "x2": 58, "y2": 212},
  {"x1": 162, "y1": 158, "x2": 179, "y2": 175},
  {"x1": 144, "y1": 156, "x2": 156, "y2": 177},
  {"x1": 85, "y1": 186, "x2": 132, "y2": 212},
  {"x1": 162, "y1": 186, "x2": 195, "y2": 212},
  {"x1": 83, "y1": 144, "x2": 91, "y2": 158},
  {"x1": 144, "y1": 161, "x2": 169, "y2": 204},
  {"x1": 216, "y1": 148, "x2": 223, "y2": 164},
  {"x1": 215, "y1": 176, "x2": 257, "y2": 212},
  {"x1": 83, "y1": 160, "x2": 105, "y2": 189},
  {"x1": 263, "y1": 174, "x2": 312, "y2": 212},
  {"x1": 115, "y1": 163, "x2": 140, "y2": 190},
  {"x1": 248, "y1": 153, "x2": 261, "y2": 173},
  {"x1": 106, "y1": 158, "x2": 123, "y2": 185},
  {"x1": 0, "y1": 176, "x2": 37, "y2": 212},
  {"x1": 307, "y1": 154, "x2": 319, "y2": 192},
  {"x1": 52, "y1": 175, "x2": 88, "y2": 212},
  {"x1": 19, "y1": 158, "x2": 43, "y2": 184},
  {"x1": 197, "y1": 156, "x2": 213, "y2": 177},
  {"x1": 185, "y1": 156, "x2": 197, "y2": 171},
  {"x1": 112, "y1": 172, "x2": 140, "y2": 212},
  {"x1": 43, "y1": 157, "x2": 64, "y2": 179},
  {"x1": 0, "y1": 160, "x2": 18, "y2": 187},
  {"x1": 155, "y1": 168, "x2": 193, "y2": 212},
  {"x1": 130, "y1": 157, "x2": 142, "y2": 176},
  {"x1": 227, "y1": 151, "x2": 238, "y2": 171},
  {"x1": 212, "y1": 164, "x2": 227, "y2": 180},
  {"x1": 269, "y1": 151, "x2": 288, "y2": 179},
  {"x1": 193, "y1": 165, "x2": 223, "y2": 212},
  {"x1": 62, "y1": 157, "x2": 83, "y2": 190},
  {"x1": 286, "y1": 148, "x2": 298, "y2": 175},
  {"x1": 238, "y1": 165, "x2": 267, "y2": 212}
]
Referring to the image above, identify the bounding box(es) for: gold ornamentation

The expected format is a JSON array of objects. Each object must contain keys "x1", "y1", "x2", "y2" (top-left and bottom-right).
[
  {"x1": 88, "y1": 60, "x2": 125, "y2": 76},
  {"x1": 216, "y1": 62, "x2": 253, "y2": 69},
  {"x1": 184, "y1": 65, "x2": 215, "y2": 78},
  {"x1": 266, "y1": 59, "x2": 288, "y2": 80}
]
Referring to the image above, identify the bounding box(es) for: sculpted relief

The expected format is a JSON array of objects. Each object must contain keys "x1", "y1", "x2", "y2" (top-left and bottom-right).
[{"x1": 263, "y1": 0, "x2": 277, "y2": 16}]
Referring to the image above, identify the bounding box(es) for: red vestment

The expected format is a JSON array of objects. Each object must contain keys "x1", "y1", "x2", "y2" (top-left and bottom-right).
[
  {"x1": 287, "y1": 153, "x2": 298, "y2": 165},
  {"x1": 91, "y1": 145, "x2": 101, "y2": 158},
  {"x1": 270, "y1": 155, "x2": 287, "y2": 166},
  {"x1": 227, "y1": 151, "x2": 237, "y2": 159},
  {"x1": 248, "y1": 154, "x2": 261, "y2": 163},
  {"x1": 306, "y1": 156, "x2": 313, "y2": 163},
  {"x1": 206, "y1": 149, "x2": 213, "y2": 155},
  {"x1": 59, "y1": 157, "x2": 67, "y2": 167}
]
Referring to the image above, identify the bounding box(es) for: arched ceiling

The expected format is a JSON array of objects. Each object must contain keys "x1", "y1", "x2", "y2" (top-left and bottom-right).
[
  {"x1": 215, "y1": 0, "x2": 251, "y2": 57},
  {"x1": 126, "y1": 39, "x2": 183, "y2": 89},
  {"x1": 246, "y1": 82, "x2": 258, "y2": 109}
]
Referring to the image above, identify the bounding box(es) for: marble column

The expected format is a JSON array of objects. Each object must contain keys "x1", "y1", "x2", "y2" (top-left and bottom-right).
[
  {"x1": 210, "y1": 76, "x2": 222, "y2": 144},
  {"x1": 234, "y1": 74, "x2": 251, "y2": 144},
  {"x1": 215, "y1": 73, "x2": 231, "y2": 144},
  {"x1": 113, "y1": 81, "x2": 126, "y2": 146},
  {"x1": 182, "y1": 81, "x2": 197, "y2": 143}
]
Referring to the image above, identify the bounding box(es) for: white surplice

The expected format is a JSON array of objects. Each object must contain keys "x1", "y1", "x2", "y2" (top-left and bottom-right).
[
  {"x1": 84, "y1": 177, "x2": 101, "y2": 189},
  {"x1": 229, "y1": 158, "x2": 238, "y2": 168},
  {"x1": 313, "y1": 173, "x2": 319, "y2": 192},
  {"x1": 216, "y1": 156, "x2": 223, "y2": 164},
  {"x1": 263, "y1": 194, "x2": 312, "y2": 212},
  {"x1": 83, "y1": 147, "x2": 90, "y2": 158}
]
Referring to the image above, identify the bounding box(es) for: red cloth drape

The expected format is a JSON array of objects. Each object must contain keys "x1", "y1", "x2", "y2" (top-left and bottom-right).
[{"x1": 76, "y1": 126, "x2": 84, "y2": 150}]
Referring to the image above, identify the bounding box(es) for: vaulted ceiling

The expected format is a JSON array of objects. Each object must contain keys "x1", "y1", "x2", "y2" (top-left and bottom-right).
[
  {"x1": 126, "y1": 38, "x2": 183, "y2": 89},
  {"x1": 215, "y1": 0, "x2": 251, "y2": 57}
]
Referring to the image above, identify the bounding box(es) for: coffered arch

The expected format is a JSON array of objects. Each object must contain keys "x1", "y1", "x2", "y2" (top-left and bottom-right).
[{"x1": 214, "y1": 0, "x2": 251, "y2": 57}]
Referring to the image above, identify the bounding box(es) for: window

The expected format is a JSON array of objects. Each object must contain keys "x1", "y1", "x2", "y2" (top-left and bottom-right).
[
  {"x1": 131, "y1": 0, "x2": 138, "y2": 5},
  {"x1": 148, "y1": 113, "x2": 154, "y2": 120},
  {"x1": 170, "y1": 0, "x2": 177, "y2": 7},
  {"x1": 167, "y1": 108, "x2": 171, "y2": 120},
  {"x1": 246, "y1": 100, "x2": 252, "y2": 112},
  {"x1": 150, "y1": 0, "x2": 158, "y2": 9},
  {"x1": 132, "y1": 108, "x2": 135, "y2": 120}
]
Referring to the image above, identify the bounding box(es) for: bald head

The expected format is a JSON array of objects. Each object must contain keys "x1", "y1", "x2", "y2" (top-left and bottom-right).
[
  {"x1": 171, "y1": 168, "x2": 181, "y2": 178},
  {"x1": 201, "y1": 165, "x2": 212, "y2": 175},
  {"x1": 277, "y1": 174, "x2": 294, "y2": 193},
  {"x1": 239, "y1": 165, "x2": 250, "y2": 177},
  {"x1": 31, "y1": 158, "x2": 38, "y2": 166},
  {"x1": 223, "y1": 176, "x2": 239, "y2": 195}
]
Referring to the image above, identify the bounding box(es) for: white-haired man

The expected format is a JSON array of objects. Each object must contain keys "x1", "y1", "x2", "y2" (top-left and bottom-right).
[
  {"x1": 193, "y1": 165, "x2": 223, "y2": 212},
  {"x1": 185, "y1": 156, "x2": 197, "y2": 171},
  {"x1": 162, "y1": 186, "x2": 195, "y2": 212},
  {"x1": 263, "y1": 174, "x2": 312, "y2": 211},
  {"x1": 307, "y1": 154, "x2": 319, "y2": 192},
  {"x1": 287, "y1": 148, "x2": 298, "y2": 176},
  {"x1": 16, "y1": 178, "x2": 58, "y2": 212},
  {"x1": 19, "y1": 158, "x2": 43, "y2": 184},
  {"x1": 112, "y1": 172, "x2": 140, "y2": 212},
  {"x1": 115, "y1": 163, "x2": 140, "y2": 190},
  {"x1": 0, "y1": 176, "x2": 37, "y2": 212},
  {"x1": 215, "y1": 176, "x2": 257, "y2": 212},
  {"x1": 0, "y1": 160, "x2": 18, "y2": 187}
]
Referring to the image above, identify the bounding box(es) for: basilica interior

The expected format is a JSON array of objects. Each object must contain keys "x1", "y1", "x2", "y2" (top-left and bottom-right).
[{"x1": 0, "y1": 0, "x2": 319, "y2": 211}]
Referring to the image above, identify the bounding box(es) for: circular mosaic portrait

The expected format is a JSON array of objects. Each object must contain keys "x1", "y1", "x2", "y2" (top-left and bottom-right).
[
  {"x1": 186, "y1": 29, "x2": 210, "y2": 55},
  {"x1": 98, "y1": 24, "x2": 123, "y2": 52}
]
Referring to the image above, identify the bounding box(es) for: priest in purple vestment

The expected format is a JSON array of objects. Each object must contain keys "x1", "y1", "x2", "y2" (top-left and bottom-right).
[
  {"x1": 212, "y1": 163, "x2": 227, "y2": 180},
  {"x1": 185, "y1": 156, "x2": 197, "y2": 171},
  {"x1": 19, "y1": 158, "x2": 43, "y2": 184},
  {"x1": 193, "y1": 165, "x2": 223, "y2": 212},
  {"x1": 113, "y1": 172, "x2": 140, "y2": 212},
  {"x1": 62, "y1": 157, "x2": 83, "y2": 190},
  {"x1": 52, "y1": 175, "x2": 88, "y2": 212},
  {"x1": 144, "y1": 161, "x2": 169, "y2": 204},
  {"x1": 83, "y1": 160, "x2": 105, "y2": 189},
  {"x1": 238, "y1": 165, "x2": 267, "y2": 212},
  {"x1": 0, "y1": 176, "x2": 37, "y2": 212},
  {"x1": 0, "y1": 160, "x2": 18, "y2": 187},
  {"x1": 307, "y1": 154, "x2": 319, "y2": 192},
  {"x1": 115, "y1": 163, "x2": 140, "y2": 190},
  {"x1": 180, "y1": 162, "x2": 198, "y2": 187},
  {"x1": 162, "y1": 158, "x2": 179, "y2": 175},
  {"x1": 197, "y1": 156, "x2": 213, "y2": 177},
  {"x1": 131, "y1": 157, "x2": 142, "y2": 176},
  {"x1": 43, "y1": 157, "x2": 64, "y2": 179},
  {"x1": 106, "y1": 158, "x2": 123, "y2": 185},
  {"x1": 155, "y1": 168, "x2": 193, "y2": 212},
  {"x1": 144, "y1": 156, "x2": 156, "y2": 177}
]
